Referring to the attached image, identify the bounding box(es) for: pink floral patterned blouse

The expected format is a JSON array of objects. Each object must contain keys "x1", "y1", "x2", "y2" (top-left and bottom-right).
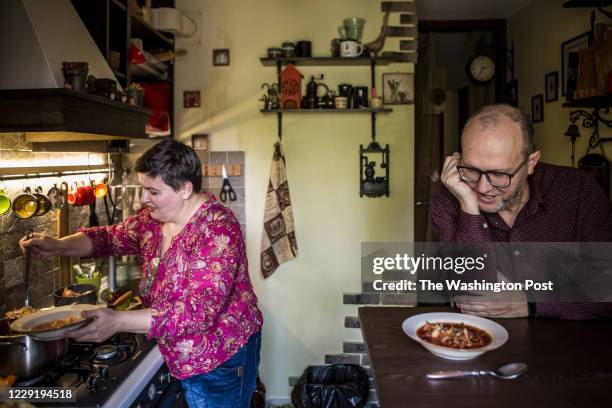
[{"x1": 81, "y1": 195, "x2": 263, "y2": 379}]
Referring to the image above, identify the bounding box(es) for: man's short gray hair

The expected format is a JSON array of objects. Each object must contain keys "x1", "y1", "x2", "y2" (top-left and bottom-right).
[{"x1": 462, "y1": 104, "x2": 535, "y2": 156}]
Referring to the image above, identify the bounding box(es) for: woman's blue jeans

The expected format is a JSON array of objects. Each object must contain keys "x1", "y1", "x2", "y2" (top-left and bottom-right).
[{"x1": 181, "y1": 331, "x2": 261, "y2": 408}]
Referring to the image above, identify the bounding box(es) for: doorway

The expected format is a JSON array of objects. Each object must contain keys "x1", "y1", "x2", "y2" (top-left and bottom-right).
[{"x1": 413, "y1": 20, "x2": 508, "y2": 242}]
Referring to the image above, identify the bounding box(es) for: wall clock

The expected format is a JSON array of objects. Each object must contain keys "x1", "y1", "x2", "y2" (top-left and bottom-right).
[{"x1": 467, "y1": 55, "x2": 496, "y2": 84}]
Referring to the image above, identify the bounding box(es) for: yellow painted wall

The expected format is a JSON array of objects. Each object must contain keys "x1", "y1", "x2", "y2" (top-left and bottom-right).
[
  {"x1": 175, "y1": 0, "x2": 414, "y2": 399},
  {"x1": 508, "y1": 0, "x2": 612, "y2": 166}
]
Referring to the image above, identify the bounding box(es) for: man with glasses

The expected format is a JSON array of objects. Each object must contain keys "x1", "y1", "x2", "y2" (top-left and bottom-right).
[{"x1": 430, "y1": 104, "x2": 612, "y2": 319}]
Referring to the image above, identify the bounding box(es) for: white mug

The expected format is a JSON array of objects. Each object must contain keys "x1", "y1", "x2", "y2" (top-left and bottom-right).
[{"x1": 340, "y1": 40, "x2": 364, "y2": 57}]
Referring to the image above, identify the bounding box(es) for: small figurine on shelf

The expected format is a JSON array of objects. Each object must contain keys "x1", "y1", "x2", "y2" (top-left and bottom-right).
[
  {"x1": 127, "y1": 83, "x2": 145, "y2": 106},
  {"x1": 62, "y1": 61, "x2": 89, "y2": 92},
  {"x1": 279, "y1": 64, "x2": 303, "y2": 109},
  {"x1": 86, "y1": 75, "x2": 122, "y2": 101},
  {"x1": 261, "y1": 83, "x2": 280, "y2": 110},
  {"x1": 259, "y1": 94, "x2": 270, "y2": 110}
]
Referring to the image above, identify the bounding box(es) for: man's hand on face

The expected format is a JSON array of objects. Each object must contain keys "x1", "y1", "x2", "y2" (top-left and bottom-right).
[{"x1": 441, "y1": 153, "x2": 480, "y2": 215}]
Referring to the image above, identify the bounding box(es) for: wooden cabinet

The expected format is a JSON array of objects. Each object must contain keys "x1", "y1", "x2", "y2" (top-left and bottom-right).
[{"x1": 71, "y1": 0, "x2": 175, "y2": 138}]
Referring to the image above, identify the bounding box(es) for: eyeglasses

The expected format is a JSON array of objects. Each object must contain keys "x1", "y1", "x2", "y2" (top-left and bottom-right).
[{"x1": 456, "y1": 158, "x2": 528, "y2": 188}]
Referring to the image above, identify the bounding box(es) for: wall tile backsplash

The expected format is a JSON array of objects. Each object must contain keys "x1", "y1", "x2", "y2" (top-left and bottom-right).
[
  {"x1": 0, "y1": 133, "x2": 112, "y2": 314},
  {"x1": 197, "y1": 150, "x2": 246, "y2": 240}
]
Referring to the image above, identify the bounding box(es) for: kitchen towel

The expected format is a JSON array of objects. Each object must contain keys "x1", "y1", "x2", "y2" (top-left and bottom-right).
[{"x1": 261, "y1": 142, "x2": 298, "y2": 278}]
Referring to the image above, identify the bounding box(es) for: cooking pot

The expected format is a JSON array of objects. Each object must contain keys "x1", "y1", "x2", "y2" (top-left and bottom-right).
[
  {"x1": 0, "y1": 317, "x2": 69, "y2": 379},
  {"x1": 33, "y1": 186, "x2": 52, "y2": 216},
  {"x1": 0, "y1": 189, "x2": 11, "y2": 215},
  {"x1": 12, "y1": 187, "x2": 40, "y2": 219},
  {"x1": 54, "y1": 284, "x2": 98, "y2": 306},
  {"x1": 47, "y1": 182, "x2": 68, "y2": 211}
]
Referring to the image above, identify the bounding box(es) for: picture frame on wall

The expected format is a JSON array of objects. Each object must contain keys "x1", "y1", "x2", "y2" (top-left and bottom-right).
[
  {"x1": 191, "y1": 133, "x2": 209, "y2": 151},
  {"x1": 183, "y1": 90, "x2": 201, "y2": 108},
  {"x1": 531, "y1": 94, "x2": 544, "y2": 123},
  {"x1": 213, "y1": 48, "x2": 230, "y2": 66},
  {"x1": 545, "y1": 71, "x2": 558, "y2": 102},
  {"x1": 382, "y1": 72, "x2": 414, "y2": 104},
  {"x1": 561, "y1": 32, "x2": 590, "y2": 96}
]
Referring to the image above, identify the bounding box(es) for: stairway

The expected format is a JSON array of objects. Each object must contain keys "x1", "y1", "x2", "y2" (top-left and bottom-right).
[{"x1": 379, "y1": 1, "x2": 419, "y2": 63}]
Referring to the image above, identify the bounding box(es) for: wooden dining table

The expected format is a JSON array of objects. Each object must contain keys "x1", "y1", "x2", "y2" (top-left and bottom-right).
[{"x1": 359, "y1": 306, "x2": 612, "y2": 407}]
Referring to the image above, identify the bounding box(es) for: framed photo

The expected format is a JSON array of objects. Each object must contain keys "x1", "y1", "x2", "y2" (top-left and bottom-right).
[
  {"x1": 213, "y1": 48, "x2": 230, "y2": 66},
  {"x1": 545, "y1": 71, "x2": 558, "y2": 102},
  {"x1": 531, "y1": 94, "x2": 544, "y2": 123},
  {"x1": 382, "y1": 72, "x2": 414, "y2": 104},
  {"x1": 191, "y1": 133, "x2": 209, "y2": 151},
  {"x1": 183, "y1": 90, "x2": 201, "y2": 108},
  {"x1": 561, "y1": 32, "x2": 590, "y2": 96}
]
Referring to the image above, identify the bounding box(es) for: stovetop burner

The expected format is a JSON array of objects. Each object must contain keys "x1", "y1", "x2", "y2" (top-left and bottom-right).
[
  {"x1": 14, "y1": 332, "x2": 157, "y2": 407},
  {"x1": 14, "y1": 373, "x2": 47, "y2": 387},
  {"x1": 94, "y1": 344, "x2": 118, "y2": 361}
]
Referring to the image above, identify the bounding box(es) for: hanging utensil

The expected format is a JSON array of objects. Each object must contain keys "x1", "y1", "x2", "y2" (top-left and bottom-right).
[
  {"x1": 24, "y1": 228, "x2": 33, "y2": 307},
  {"x1": 220, "y1": 164, "x2": 237, "y2": 202}
]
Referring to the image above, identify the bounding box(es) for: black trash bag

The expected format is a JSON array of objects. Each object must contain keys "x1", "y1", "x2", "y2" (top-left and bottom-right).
[{"x1": 291, "y1": 364, "x2": 369, "y2": 408}]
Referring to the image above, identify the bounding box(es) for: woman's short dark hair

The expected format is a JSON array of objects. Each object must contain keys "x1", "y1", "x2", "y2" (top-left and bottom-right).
[{"x1": 135, "y1": 139, "x2": 202, "y2": 193}]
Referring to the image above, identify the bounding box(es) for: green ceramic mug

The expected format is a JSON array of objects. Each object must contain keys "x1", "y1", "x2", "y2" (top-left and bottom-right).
[{"x1": 0, "y1": 189, "x2": 11, "y2": 215}]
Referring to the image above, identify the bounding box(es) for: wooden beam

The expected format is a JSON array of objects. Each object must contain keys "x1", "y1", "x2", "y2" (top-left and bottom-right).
[
  {"x1": 58, "y1": 204, "x2": 71, "y2": 287},
  {"x1": 381, "y1": 51, "x2": 418, "y2": 63},
  {"x1": 0, "y1": 89, "x2": 151, "y2": 138},
  {"x1": 399, "y1": 40, "x2": 418, "y2": 51},
  {"x1": 384, "y1": 26, "x2": 418, "y2": 38},
  {"x1": 0, "y1": 164, "x2": 108, "y2": 177},
  {"x1": 32, "y1": 141, "x2": 110, "y2": 152},
  {"x1": 381, "y1": 1, "x2": 416, "y2": 13},
  {"x1": 400, "y1": 14, "x2": 417, "y2": 25},
  {"x1": 25, "y1": 132, "x2": 131, "y2": 142}
]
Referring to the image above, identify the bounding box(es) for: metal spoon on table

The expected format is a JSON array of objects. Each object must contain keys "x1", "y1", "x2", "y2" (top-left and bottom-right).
[{"x1": 426, "y1": 363, "x2": 528, "y2": 380}]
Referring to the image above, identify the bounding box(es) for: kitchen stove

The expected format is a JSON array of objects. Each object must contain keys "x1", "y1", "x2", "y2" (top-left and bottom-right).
[{"x1": 14, "y1": 332, "x2": 181, "y2": 408}]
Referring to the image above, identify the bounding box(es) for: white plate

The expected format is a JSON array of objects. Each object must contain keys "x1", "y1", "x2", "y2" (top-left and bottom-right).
[
  {"x1": 402, "y1": 312, "x2": 509, "y2": 360},
  {"x1": 10, "y1": 304, "x2": 104, "y2": 340}
]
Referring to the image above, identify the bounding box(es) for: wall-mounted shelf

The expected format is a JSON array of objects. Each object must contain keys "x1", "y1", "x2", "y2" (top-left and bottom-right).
[
  {"x1": 260, "y1": 57, "x2": 392, "y2": 140},
  {"x1": 563, "y1": 95, "x2": 612, "y2": 147},
  {"x1": 261, "y1": 108, "x2": 393, "y2": 114},
  {"x1": 130, "y1": 12, "x2": 174, "y2": 48},
  {"x1": 260, "y1": 57, "x2": 394, "y2": 67},
  {"x1": 562, "y1": 95, "x2": 612, "y2": 108},
  {"x1": 0, "y1": 89, "x2": 152, "y2": 140}
]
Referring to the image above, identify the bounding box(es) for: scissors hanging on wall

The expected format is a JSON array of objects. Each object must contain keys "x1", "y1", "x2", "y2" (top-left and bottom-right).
[{"x1": 220, "y1": 164, "x2": 237, "y2": 202}]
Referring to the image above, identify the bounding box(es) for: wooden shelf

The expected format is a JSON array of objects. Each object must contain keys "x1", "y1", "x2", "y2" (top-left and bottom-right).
[
  {"x1": 563, "y1": 0, "x2": 612, "y2": 7},
  {"x1": 260, "y1": 57, "x2": 394, "y2": 67},
  {"x1": 0, "y1": 89, "x2": 152, "y2": 139},
  {"x1": 562, "y1": 95, "x2": 612, "y2": 108},
  {"x1": 113, "y1": 70, "x2": 126, "y2": 79},
  {"x1": 110, "y1": 0, "x2": 126, "y2": 11},
  {"x1": 261, "y1": 108, "x2": 393, "y2": 114},
  {"x1": 130, "y1": 13, "x2": 174, "y2": 48}
]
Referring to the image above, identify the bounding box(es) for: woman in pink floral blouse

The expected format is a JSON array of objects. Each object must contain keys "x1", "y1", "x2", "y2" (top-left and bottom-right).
[{"x1": 21, "y1": 139, "x2": 264, "y2": 408}]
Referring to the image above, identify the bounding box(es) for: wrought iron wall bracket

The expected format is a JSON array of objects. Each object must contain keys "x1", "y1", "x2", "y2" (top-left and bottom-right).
[{"x1": 569, "y1": 106, "x2": 612, "y2": 147}]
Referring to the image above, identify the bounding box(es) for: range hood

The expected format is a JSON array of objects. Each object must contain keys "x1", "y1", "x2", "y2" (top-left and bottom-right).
[{"x1": 0, "y1": 0, "x2": 151, "y2": 141}]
